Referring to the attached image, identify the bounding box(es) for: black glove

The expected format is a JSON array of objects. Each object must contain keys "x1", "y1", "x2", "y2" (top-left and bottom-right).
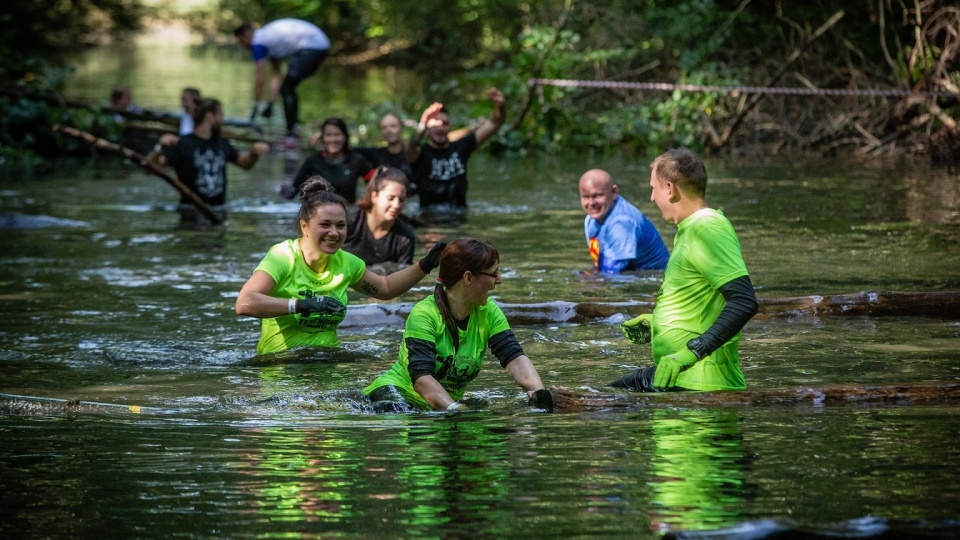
[
  {"x1": 261, "y1": 102, "x2": 273, "y2": 118},
  {"x1": 279, "y1": 183, "x2": 297, "y2": 200},
  {"x1": 528, "y1": 389, "x2": 554, "y2": 412},
  {"x1": 295, "y1": 295, "x2": 346, "y2": 316},
  {"x1": 608, "y1": 368, "x2": 656, "y2": 392},
  {"x1": 418, "y1": 241, "x2": 447, "y2": 274}
]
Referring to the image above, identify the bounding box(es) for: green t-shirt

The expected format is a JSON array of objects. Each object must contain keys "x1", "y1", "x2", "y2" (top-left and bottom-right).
[
  {"x1": 652, "y1": 208, "x2": 749, "y2": 390},
  {"x1": 363, "y1": 295, "x2": 511, "y2": 410},
  {"x1": 253, "y1": 239, "x2": 367, "y2": 354}
]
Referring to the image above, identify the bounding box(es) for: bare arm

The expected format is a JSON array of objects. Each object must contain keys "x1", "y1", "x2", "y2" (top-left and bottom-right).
[
  {"x1": 350, "y1": 264, "x2": 427, "y2": 300},
  {"x1": 505, "y1": 355, "x2": 545, "y2": 399},
  {"x1": 473, "y1": 87, "x2": 506, "y2": 146},
  {"x1": 252, "y1": 60, "x2": 268, "y2": 102},
  {"x1": 235, "y1": 142, "x2": 271, "y2": 169},
  {"x1": 235, "y1": 269, "x2": 288, "y2": 318},
  {"x1": 267, "y1": 59, "x2": 283, "y2": 102},
  {"x1": 142, "y1": 133, "x2": 179, "y2": 167},
  {"x1": 413, "y1": 375, "x2": 458, "y2": 411}
]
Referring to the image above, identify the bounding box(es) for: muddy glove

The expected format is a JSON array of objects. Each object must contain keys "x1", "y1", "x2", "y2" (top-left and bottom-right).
[
  {"x1": 418, "y1": 242, "x2": 447, "y2": 273},
  {"x1": 528, "y1": 389, "x2": 554, "y2": 412},
  {"x1": 653, "y1": 349, "x2": 698, "y2": 390},
  {"x1": 279, "y1": 183, "x2": 297, "y2": 200},
  {"x1": 295, "y1": 295, "x2": 346, "y2": 316},
  {"x1": 620, "y1": 314, "x2": 652, "y2": 345},
  {"x1": 249, "y1": 101, "x2": 266, "y2": 122}
]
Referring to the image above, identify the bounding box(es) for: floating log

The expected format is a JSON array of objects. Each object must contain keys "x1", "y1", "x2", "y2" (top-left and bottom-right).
[
  {"x1": 341, "y1": 290, "x2": 960, "y2": 329},
  {"x1": 0, "y1": 393, "x2": 145, "y2": 416},
  {"x1": 756, "y1": 290, "x2": 960, "y2": 319},
  {"x1": 122, "y1": 120, "x2": 271, "y2": 145},
  {"x1": 550, "y1": 383, "x2": 960, "y2": 413}
]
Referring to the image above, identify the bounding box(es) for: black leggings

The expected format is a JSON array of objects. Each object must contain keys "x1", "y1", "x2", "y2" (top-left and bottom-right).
[
  {"x1": 368, "y1": 385, "x2": 417, "y2": 413},
  {"x1": 281, "y1": 49, "x2": 328, "y2": 133}
]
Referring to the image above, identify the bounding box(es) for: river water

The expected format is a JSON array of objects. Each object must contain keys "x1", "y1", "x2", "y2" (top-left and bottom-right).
[{"x1": 2, "y1": 40, "x2": 960, "y2": 538}]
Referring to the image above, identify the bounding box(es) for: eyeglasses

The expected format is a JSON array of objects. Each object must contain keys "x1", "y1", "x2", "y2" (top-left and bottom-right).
[{"x1": 476, "y1": 270, "x2": 501, "y2": 280}]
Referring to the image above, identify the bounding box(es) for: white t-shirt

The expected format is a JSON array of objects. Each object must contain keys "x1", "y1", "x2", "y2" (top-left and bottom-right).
[{"x1": 252, "y1": 18, "x2": 330, "y2": 60}]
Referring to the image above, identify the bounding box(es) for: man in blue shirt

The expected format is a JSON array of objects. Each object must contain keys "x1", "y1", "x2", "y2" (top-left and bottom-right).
[{"x1": 579, "y1": 168, "x2": 670, "y2": 273}]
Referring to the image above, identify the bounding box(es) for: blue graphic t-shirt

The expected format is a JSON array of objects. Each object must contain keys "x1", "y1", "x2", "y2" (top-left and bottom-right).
[{"x1": 584, "y1": 196, "x2": 670, "y2": 273}]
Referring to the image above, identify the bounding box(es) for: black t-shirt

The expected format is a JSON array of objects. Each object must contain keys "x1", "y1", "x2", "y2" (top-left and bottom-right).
[
  {"x1": 342, "y1": 206, "x2": 416, "y2": 265},
  {"x1": 293, "y1": 151, "x2": 373, "y2": 203},
  {"x1": 409, "y1": 132, "x2": 477, "y2": 208},
  {"x1": 163, "y1": 134, "x2": 239, "y2": 206},
  {"x1": 356, "y1": 146, "x2": 413, "y2": 183}
]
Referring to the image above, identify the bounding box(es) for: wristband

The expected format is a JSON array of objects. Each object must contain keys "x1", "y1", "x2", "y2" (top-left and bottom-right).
[
  {"x1": 417, "y1": 121, "x2": 426, "y2": 132},
  {"x1": 288, "y1": 298, "x2": 297, "y2": 315},
  {"x1": 446, "y1": 402, "x2": 462, "y2": 411},
  {"x1": 152, "y1": 143, "x2": 163, "y2": 153}
]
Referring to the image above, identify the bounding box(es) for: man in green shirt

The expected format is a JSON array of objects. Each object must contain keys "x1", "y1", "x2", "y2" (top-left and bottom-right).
[{"x1": 610, "y1": 148, "x2": 758, "y2": 391}]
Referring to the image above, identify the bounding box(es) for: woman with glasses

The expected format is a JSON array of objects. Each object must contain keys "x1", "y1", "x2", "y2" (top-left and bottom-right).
[
  {"x1": 342, "y1": 166, "x2": 415, "y2": 266},
  {"x1": 364, "y1": 237, "x2": 547, "y2": 412}
]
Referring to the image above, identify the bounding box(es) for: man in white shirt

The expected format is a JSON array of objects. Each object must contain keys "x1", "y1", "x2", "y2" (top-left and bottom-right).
[{"x1": 234, "y1": 19, "x2": 331, "y2": 140}]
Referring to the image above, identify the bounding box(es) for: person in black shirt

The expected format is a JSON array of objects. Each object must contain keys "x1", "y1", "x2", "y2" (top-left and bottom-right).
[
  {"x1": 286, "y1": 117, "x2": 372, "y2": 203},
  {"x1": 343, "y1": 166, "x2": 415, "y2": 267},
  {"x1": 147, "y1": 98, "x2": 269, "y2": 227},
  {"x1": 407, "y1": 87, "x2": 506, "y2": 224}
]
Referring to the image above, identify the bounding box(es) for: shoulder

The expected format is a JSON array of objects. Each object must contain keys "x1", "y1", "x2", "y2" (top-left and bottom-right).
[
  {"x1": 391, "y1": 218, "x2": 416, "y2": 239},
  {"x1": 334, "y1": 249, "x2": 367, "y2": 280}
]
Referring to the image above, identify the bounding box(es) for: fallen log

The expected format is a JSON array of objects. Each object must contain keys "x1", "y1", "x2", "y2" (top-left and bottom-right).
[
  {"x1": 54, "y1": 125, "x2": 223, "y2": 225},
  {"x1": 341, "y1": 290, "x2": 960, "y2": 328},
  {"x1": 550, "y1": 383, "x2": 960, "y2": 413}
]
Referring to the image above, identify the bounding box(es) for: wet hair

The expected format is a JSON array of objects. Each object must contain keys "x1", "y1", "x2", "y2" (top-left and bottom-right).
[
  {"x1": 380, "y1": 112, "x2": 401, "y2": 125},
  {"x1": 356, "y1": 166, "x2": 410, "y2": 212},
  {"x1": 320, "y1": 117, "x2": 352, "y2": 152},
  {"x1": 233, "y1": 24, "x2": 252, "y2": 38},
  {"x1": 434, "y1": 238, "x2": 499, "y2": 350},
  {"x1": 192, "y1": 97, "x2": 221, "y2": 126},
  {"x1": 650, "y1": 148, "x2": 708, "y2": 198},
  {"x1": 110, "y1": 85, "x2": 131, "y2": 106},
  {"x1": 182, "y1": 88, "x2": 201, "y2": 104},
  {"x1": 298, "y1": 175, "x2": 348, "y2": 225}
]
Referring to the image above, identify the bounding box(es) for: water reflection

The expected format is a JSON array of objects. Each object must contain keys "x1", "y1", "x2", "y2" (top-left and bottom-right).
[
  {"x1": 904, "y1": 165, "x2": 960, "y2": 226},
  {"x1": 647, "y1": 410, "x2": 747, "y2": 534}
]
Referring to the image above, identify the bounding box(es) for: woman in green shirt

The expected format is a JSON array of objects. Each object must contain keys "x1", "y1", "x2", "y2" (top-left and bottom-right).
[
  {"x1": 235, "y1": 175, "x2": 444, "y2": 354},
  {"x1": 364, "y1": 237, "x2": 547, "y2": 412}
]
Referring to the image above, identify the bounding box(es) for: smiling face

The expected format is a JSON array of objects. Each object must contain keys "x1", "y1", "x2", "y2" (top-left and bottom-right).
[
  {"x1": 300, "y1": 203, "x2": 347, "y2": 256},
  {"x1": 371, "y1": 180, "x2": 407, "y2": 222},
  {"x1": 322, "y1": 124, "x2": 346, "y2": 156},
  {"x1": 379, "y1": 114, "x2": 403, "y2": 146},
  {"x1": 578, "y1": 169, "x2": 618, "y2": 223}
]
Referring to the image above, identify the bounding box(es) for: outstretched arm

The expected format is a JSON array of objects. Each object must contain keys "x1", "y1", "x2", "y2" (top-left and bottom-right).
[
  {"x1": 236, "y1": 142, "x2": 271, "y2": 169},
  {"x1": 473, "y1": 87, "x2": 506, "y2": 146}
]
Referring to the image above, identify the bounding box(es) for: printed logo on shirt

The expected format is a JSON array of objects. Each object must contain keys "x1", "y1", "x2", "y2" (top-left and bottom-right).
[
  {"x1": 192, "y1": 148, "x2": 227, "y2": 198},
  {"x1": 429, "y1": 153, "x2": 466, "y2": 181},
  {"x1": 589, "y1": 237, "x2": 600, "y2": 268},
  {"x1": 434, "y1": 353, "x2": 480, "y2": 392}
]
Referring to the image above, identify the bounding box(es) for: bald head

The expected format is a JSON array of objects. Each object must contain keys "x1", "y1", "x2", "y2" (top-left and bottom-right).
[{"x1": 579, "y1": 169, "x2": 619, "y2": 223}]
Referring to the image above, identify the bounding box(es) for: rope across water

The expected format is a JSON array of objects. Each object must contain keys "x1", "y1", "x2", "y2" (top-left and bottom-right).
[{"x1": 529, "y1": 78, "x2": 960, "y2": 99}]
